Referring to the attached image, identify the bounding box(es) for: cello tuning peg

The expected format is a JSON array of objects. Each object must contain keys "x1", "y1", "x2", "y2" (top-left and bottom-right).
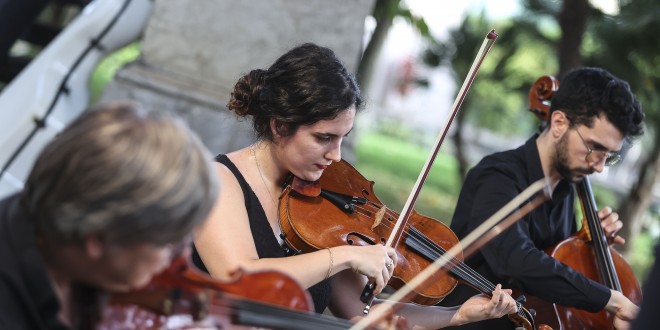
[
  {"x1": 529, "y1": 308, "x2": 537, "y2": 318},
  {"x1": 516, "y1": 294, "x2": 527, "y2": 304}
]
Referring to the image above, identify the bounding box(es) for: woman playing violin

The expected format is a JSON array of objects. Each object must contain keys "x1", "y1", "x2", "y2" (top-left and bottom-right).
[
  {"x1": 0, "y1": 101, "x2": 219, "y2": 329},
  {"x1": 192, "y1": 42, "x2": 517, "y2": 329}
]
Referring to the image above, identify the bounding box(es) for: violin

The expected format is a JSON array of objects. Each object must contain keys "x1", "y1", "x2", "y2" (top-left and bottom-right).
[
  {"x1": 279, "y1": 160, "x2": 540, "y2": 330},
  {"x1": 97, "y1": 254, "x2": 360, "y2": 330},
  {"x1": 522, "y1": 75, "x2": 643, "y2": 329}
]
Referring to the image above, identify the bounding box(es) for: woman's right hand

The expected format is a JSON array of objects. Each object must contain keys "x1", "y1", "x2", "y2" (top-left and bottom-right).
[{"x1": 336, "y1": 244, "x2": 398, "y2": 295}]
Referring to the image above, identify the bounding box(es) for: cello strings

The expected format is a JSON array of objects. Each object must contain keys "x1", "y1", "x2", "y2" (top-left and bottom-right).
[{"x1": 578, "y1": 178, "x2": 620, "y2": 289}]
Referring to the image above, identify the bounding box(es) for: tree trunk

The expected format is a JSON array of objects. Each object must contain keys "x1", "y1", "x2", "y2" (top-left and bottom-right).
[
  {"x1": 619, "y1": 132, "x2": 660, "y2": 256},
  {"x1": 557, "y1": 0, "x2": 590, "y2": 75},
  {"x1": 452, "y1": 103, "x2": 470, "y2": 181},
  {"x1": 356, "y1": 0, "x2": 397, "y2": 92}
]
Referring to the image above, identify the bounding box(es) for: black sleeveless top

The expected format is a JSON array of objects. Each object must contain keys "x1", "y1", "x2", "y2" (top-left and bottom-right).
[{"x1": 192, "y1": 154, "x2": 331, "y2": 313}]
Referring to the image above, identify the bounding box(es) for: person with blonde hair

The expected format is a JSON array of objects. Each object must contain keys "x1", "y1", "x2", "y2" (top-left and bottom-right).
[{"x1": 0, "y1": 101, "x2": 219, "y2": 329}]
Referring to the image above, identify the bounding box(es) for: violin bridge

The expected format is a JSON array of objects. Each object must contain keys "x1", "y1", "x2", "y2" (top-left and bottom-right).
[{"x1": 372, "y1": 206, "x2": 386, "y2": 229}]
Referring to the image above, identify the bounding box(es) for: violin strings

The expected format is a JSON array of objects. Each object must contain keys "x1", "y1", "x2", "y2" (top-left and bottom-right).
[
  {"x1": 351, "y1": 201, "x2": 491, "y2": 290},
  {"x1": 291, "y1": 191, "x2": 529, "y2": 322},
  {"x1": 406, "y1": 227, "x2": 527, "y2": 320},
  {"x1": 345, "y1": 200, "x2": 527, "y2": 320},
  {"x1": 348, "y1": 179, "x2": 551, "y2": 330},
  {"x1": 196, "y1": 296, "x2": 356, "y2": 330}
]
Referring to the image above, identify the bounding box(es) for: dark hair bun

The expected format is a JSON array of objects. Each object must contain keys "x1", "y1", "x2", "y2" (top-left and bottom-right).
[{"x1": 227, "y1": 69, "x2": 267, "y2": 117}]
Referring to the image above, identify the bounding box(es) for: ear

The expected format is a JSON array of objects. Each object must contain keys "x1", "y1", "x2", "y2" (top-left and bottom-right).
[
  {"x1": 269, "y1": 118, "x2": 279, "y2": 138},
  {"x1": 549, "y1": 110, "x2": 570, "y2": 138},
  {"x1": 84, "y1": 234, "x2": 105, "y2": 260}
]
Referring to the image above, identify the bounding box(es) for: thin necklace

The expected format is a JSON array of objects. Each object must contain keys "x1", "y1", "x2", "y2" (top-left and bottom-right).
[{"x1": 253, "y1": 145, "x2": 277, "y2": 206}]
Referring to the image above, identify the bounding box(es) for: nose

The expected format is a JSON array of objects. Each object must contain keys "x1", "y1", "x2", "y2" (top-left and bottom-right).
[
  {"x1": 590, "y1": 158, "x2": 606, "y2": 173},
  {"x1": 325, "y1": 140, "x2": 342, "y2": 162}
]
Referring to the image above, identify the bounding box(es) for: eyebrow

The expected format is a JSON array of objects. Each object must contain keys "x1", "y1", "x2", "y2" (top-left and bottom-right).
[
  {"x1": 317, "y1": 128, "x2": 353, "y2": 138},
  {"x1": 591, "y1": 141, "x2": 608, "y2": 151},
  {"x1": 590, "y1": 139, "x2": 620, "y2": 153}
]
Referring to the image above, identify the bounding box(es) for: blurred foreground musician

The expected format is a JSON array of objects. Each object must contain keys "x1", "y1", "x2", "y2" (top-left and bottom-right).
[{"x1": 0, "y1": 101, "x2": 219, "y2": 329}]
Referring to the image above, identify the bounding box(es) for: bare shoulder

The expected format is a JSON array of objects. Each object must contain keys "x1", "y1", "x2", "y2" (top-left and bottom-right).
[{"x1": 214, "y1": 151, "x2": 250, "y2": 198}]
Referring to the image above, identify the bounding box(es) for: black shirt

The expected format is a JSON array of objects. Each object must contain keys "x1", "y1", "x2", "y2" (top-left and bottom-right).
[
  {"x1": 438, "y1": 135, "x2": 611, "y2": 329},
  {"x1": 192, "y1": 154, "x2": 331, "y2": 314},
  {"x1": 0, "y1": 194, "x2": 69, "y2": 330}
]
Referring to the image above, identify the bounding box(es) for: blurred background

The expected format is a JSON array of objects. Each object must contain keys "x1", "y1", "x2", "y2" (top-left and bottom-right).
[{"x1": 1, "y1": 0, "x2": 658, "y2": 283}]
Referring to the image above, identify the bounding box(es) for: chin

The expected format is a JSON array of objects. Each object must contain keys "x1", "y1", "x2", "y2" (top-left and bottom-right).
[
  {"x1": 98, "y1": 282, "x2": 132, "y2": 292},
  {"x1": 566, "y1": 173, "x2": 588, "y2": 183},
  {"x1": 106, "y1": 276, "x2": 152, "y2": 292},
  {"x1": 130, "y1": 275, "x2": 155, "y2": 290},
  {"x1": 298, "y1": 171, "x2": 323, "y2": 182}
]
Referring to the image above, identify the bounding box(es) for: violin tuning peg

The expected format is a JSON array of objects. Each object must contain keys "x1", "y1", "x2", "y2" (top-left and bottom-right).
[
  {"x1": 529, "y1": 308, "x2": 537, "y2": 318},
  {"x1": 516, "y1": 294, "x2": 527, "y2": 304}
]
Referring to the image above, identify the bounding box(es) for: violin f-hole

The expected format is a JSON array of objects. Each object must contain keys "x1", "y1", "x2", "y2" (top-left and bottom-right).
[{"x1": 346, "y1": 232, "x2": 383, "y2": 246}]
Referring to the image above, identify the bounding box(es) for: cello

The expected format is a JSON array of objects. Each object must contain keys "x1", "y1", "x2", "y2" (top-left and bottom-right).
[{"x1": 522, "y1": 75, "x2": 643, "y2": 329}]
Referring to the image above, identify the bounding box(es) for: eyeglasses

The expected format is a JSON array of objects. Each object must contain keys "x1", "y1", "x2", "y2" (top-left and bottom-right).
[{"x1": 574, "y1": 128, "x2": 621, "y2": 166}]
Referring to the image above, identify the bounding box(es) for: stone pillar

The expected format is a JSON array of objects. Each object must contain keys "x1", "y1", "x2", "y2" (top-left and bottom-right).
[{"x1": 100, "y1": 0, "x2": 374, "y2": 159}]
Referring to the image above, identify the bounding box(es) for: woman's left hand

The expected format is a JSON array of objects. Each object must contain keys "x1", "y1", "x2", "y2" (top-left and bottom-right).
[{"x1": 450, "y1": 284, "x2": 518, "y2": 326}]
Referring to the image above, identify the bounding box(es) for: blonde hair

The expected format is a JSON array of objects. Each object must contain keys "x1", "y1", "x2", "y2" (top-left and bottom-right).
[{"x1": 22, "y1": 101, "x2": 219, "y2": 246}]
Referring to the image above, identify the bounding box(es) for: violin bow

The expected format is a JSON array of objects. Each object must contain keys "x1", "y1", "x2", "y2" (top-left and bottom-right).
[
  {"x1": 360, "y1": 29, "x2": 498, "y2": 313},
  {"x1": 352, "y1": 179, "x2": 552, "y2": 330}
]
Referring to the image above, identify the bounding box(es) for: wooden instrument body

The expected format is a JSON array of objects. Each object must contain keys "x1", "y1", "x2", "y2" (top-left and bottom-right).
[
  {"x1": 279, "y1": 159, "x2": 460, "y2": 306},
  {"x1": 523, "y1": 235, "x2": 642, "y2": 330}
]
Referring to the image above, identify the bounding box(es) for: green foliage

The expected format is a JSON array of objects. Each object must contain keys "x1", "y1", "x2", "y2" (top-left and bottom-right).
[
  {"x1": 355, "y1": 131, "x2": 461, "y2": 223},
  {"x1": 628, "y1": 232, "x2": 658, "y2": 282},
  {"x1": 424, "y1": 13, "x2": 561, "y2": 137},
  {"x1": 88, "y1": 42, "x2": 141, "y2": 103}
]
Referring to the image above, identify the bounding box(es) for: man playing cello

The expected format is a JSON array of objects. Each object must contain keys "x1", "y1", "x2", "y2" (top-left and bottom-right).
[{"x1": 438, "y1": 67, "x2": 643, "y2": 329}]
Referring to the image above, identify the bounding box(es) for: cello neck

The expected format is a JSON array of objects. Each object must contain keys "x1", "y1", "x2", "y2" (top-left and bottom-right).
[{"x1": 575, "y1": 176, "x2": 622, "y2": 291}]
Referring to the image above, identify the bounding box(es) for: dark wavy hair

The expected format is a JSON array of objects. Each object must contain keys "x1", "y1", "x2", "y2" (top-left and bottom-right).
[
  {"x1": 226, "y1": 43, "x2": 363, "y2": 141},
  {"x1": 549, "y1": 67, "x2": 645, "y2": 140}
]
